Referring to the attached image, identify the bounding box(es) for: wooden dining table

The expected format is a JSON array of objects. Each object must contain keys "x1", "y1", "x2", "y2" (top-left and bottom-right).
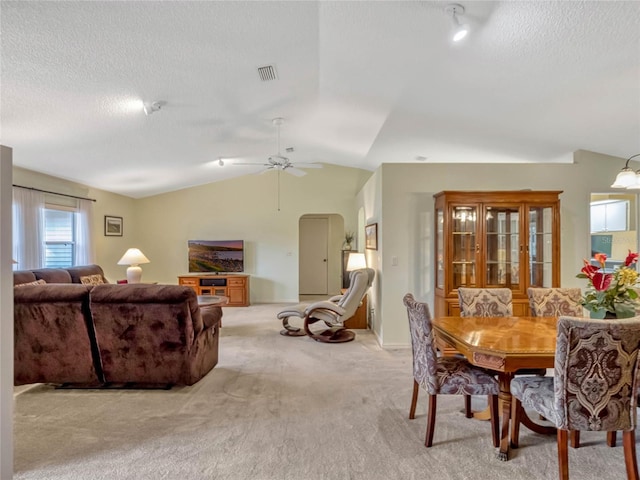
[{"x1": 431, "y1": 315, "x2": 558, "y2": 461}]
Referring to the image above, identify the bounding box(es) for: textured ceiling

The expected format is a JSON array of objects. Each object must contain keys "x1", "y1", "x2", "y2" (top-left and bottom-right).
[{"x1": 2, "y1": 1, "x2": 639, "y2": 198}]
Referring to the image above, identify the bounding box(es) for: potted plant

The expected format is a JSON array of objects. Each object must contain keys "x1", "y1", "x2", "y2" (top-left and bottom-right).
[
  {"x1": 577, "y1": 250, "x2": 640, "y2": 318},
  {"x1": 344, "y1": 231, "x2": 355, "y2": 250}
]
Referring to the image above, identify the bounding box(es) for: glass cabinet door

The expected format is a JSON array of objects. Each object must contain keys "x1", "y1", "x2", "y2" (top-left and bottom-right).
[
  {"x1": 451, "y1": 206, "x2": 478, "y2": 289},
  {"x1": 485, "y1": 206, "x2": 521, "y2": 288},
  {"x1": 528, "y1": 206, "x2": 554, "y2": 287},
  {"x1": 436, "y1": 208, "x2": 445, "y2": 289}
]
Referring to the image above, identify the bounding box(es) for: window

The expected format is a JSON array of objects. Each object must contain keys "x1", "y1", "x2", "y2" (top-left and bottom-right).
[{"x1": 44, "y1": 206, "x2": 75, "y2": 268}]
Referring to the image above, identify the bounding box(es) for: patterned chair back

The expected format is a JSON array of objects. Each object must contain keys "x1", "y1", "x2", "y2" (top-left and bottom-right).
[
  {"x1": 458, "y1": 288, "x2": 513, "y2": 317},
  {"x1": 527, "y1": 287, "x2": 584, "y2": 317},
  {"x1": 554, "y1": 315, "x2": 640, "y2": 432},
  {"x1": 403, "y1": 293, "x2": 439, "y2": 394}
]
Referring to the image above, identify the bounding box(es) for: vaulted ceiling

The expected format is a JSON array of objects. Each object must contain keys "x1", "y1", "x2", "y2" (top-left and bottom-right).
[{"x1": 2, "y1": 1, "x2": 639, "y2": 198}]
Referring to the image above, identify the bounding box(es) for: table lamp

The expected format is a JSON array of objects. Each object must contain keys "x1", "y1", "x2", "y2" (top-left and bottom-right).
[
  {"x1": 346, "y1": 252, "x2": 366, "y2": 271},
  {"x1": 117, "y1": 248, "x2": 150, "y2": 283},
  {"x1": 345, "y1": 252, "x2": 367, "y2": 288}
]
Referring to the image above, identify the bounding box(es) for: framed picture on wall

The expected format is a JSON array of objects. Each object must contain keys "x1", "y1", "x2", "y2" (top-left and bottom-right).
[
  {"x1": 104, "y1": 215, "x2": 123, "y2": 236},
  {"x1": 365, "y1": 223, "x2": 378, "y2": 250}
]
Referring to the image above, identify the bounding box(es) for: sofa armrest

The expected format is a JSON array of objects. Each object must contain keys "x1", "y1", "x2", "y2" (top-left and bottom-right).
[{"x1": 200, "y1": 305, "x2": 222, "y2": 330}]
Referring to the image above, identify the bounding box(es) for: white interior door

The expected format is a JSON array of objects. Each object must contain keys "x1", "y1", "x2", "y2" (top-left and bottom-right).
[{"x1": 299, "y1": 217, "x2": 329, "y2": 295}]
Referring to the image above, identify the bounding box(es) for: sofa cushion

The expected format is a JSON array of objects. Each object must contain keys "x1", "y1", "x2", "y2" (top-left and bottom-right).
[
  {"x1": 15, "y1": 279, "x2": 47, "y2": 287},
  {"x1": 13, "y1": 271, "x2": 38, "y2": 285},
  {"x1": 80, "y1": 274, "x2": 105, "y2": 285},
  {"x1": 32, "y1": 268, "x2": 73, "y2": 283},
  {"x1": 89, "y1": 284, "x2": 219, "y2": 385},
  {"x1": 66, "y1": 264, "x2": 107, "y2": 284},
  {"x1": 14, "y1": 284, "x2": 101, "y2": 385}
]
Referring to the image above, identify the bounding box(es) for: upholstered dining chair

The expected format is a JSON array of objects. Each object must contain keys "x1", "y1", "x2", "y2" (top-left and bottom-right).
[
  {"x1": 527, "y1": 287, "x2": 584, "y2": 317},
  {"x1": 458, "y1": 287, "x2": 513, "y2": 318},
  {"x1": 457, "y1": 287, "x2": 546, "y2": 416},
  {"x1": 510, "y1": 315, "x2": 640, "y2": 480},
  {"x1": 456, "y1": 287, "x2": 513, "y2": 416},
  {"x1": 277, "y1": 268, "x2": 374, "y2": 343},
  {"x1": 403, "y1": 293, "x2": 500, "y2": 448}
]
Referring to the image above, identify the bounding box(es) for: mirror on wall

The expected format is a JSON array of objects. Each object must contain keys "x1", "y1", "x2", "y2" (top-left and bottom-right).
[{"x1": 590, "y1": 193, "x2": 637, "y2": 271}]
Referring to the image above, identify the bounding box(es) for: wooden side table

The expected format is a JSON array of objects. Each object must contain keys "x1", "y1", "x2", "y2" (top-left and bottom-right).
[{"x1": 341, "y1": 289, "x2": 368, "y2": 329}]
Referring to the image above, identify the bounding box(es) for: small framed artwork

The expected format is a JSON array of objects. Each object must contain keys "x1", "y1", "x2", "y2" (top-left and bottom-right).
[
  {"x1": 104, "y1": 215, "x2": 123, "y2": 236},
  {"x1": 365, "y1": 223, "x2": 378, "y2": 250}
]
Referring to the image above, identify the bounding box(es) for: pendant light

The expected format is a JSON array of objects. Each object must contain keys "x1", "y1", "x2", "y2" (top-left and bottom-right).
[{"x1": 611, "y1": 154, "x2": 640, "y2": 189}]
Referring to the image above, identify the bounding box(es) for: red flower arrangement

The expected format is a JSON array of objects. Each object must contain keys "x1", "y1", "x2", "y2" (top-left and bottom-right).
[{"x1": 577, "y1": 250, "x2": 640, "y2": 318}]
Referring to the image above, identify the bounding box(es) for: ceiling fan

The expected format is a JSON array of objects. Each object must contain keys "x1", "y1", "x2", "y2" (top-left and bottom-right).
[{"x1": 232, "y1": 117, "x2": 322, "y2": 176}]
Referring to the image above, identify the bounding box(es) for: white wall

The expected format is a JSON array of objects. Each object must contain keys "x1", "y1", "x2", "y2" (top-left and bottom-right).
[
  {"x1": 0, "y1": 146, "x2": 14, "y2": 479},
  {"x1": 357, "y1": 150, "x2": 633, "y2": 347}
]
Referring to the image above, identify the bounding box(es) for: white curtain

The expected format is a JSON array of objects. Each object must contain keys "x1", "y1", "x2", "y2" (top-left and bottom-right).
[
  {"x1": 12, "y1": 187, "x2": 45, "y2": 269},
  {"x1": 74, "y1": 198, "x2": 94, "y2": 265}
]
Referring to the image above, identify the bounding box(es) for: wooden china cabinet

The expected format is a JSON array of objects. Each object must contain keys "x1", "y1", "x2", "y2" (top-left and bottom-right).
[{"x1": 434, "y1": 190, "x2": 562, "y2": 319}]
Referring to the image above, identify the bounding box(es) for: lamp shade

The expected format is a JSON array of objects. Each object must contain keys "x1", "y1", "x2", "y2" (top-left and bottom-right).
[
  {"x1": 117, "y1": 248, "x2": 150, "y2": 266},
  {"x1": 346, "y1": 252, "x2": 366, "y2": 271},
  {"x1": 611, "y1": 168, "x2": 637, "y2": 188},
  {"x1": 117, "y1": 248, "x2": 150, "y2": 284},
  {"x1": 611, "y1": 154, "x2": 640, "y2": 189}
]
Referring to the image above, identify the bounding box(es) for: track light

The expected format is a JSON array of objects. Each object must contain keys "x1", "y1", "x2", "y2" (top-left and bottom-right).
[
  {"x1": 445, "y1": 3, "x2": 469, "y2": 42},
  {"x1": 611, "y1": 154, "x2": 640, "y2": 189},
  {"x1": 218, "y1": 157, "x2": 224, "y2": 167},
  {"x1": 142, "y1": 101, "x2": 163, "y2": 116}
]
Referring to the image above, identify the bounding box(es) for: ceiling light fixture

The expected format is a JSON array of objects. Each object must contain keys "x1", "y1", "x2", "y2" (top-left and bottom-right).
[
  {"x1": 217, "y1": 157, "x2": 224, "y2": 167},
  {"x1": 445, "y1": 3, "x2": 469, "y2": 42},
  {"x1": 611, "y1": 154, "x2": 640, "y2": 189},
  {"x1": 142, "y1": 101, "x2": 164, "y2": 116}
]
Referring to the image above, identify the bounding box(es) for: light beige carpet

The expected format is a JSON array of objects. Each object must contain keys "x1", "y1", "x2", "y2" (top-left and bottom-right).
[{"x1": 13, "y1": 303, "x2": 635, "y2": 479}]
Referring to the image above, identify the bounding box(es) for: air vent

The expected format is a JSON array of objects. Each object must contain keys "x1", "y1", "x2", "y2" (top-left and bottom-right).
[
  {"x1": 285, "y1": 147, "x2": 294, "y2": 153},
  {"x1": 257, "y1": 65, "x2": 278, "y2": 82}
]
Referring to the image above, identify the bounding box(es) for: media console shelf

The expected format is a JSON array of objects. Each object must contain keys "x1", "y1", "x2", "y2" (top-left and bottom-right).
[{"x1": 178, "y1": 274, "x2": 250, "y2": 307}]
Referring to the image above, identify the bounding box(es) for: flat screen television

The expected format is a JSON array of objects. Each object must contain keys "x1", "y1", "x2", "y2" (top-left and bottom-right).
[{"x1": 188, "y1": 240, "x2": 244, "y2": 273}]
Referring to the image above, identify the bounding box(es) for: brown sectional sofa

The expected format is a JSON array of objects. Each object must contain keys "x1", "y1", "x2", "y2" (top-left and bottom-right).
[{"x1": 13, "y1": 265, "x2": 222, "y2": 387}]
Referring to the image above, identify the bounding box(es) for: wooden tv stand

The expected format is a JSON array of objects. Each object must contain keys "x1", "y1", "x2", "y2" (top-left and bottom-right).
[{"x1": 178, "y1": 274, "x2": 250, "y2": 307}]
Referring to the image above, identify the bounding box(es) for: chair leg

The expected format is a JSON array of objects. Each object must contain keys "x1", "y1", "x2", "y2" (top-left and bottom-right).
[
  {"x1": 570, "y1": 430, "x2": 580, "y2": 449},
  {"x1": 464, "y1": 395, "x2": 472, "y2": 418},
  {"x1": 607, "y1": 430, "x2": 617, "y2": 447},
  {"x1": 623, "y1": 431, "x2": 639, "y2": 480},
  {"x1": 425, "y1": 394, "x2": 437, "y2": 447},
  {"x1": 489, "y1": 394, "x2": 499, "y2": 448},
  {"x1": 557, "y1": 429, "x2": 569, "y2": 480},
  {"x1": 409, "y1": 379, "x2": 419, "y2": 420},
  {"x1": 510, "y1": 397, "x2": 521, "y2": 449}
]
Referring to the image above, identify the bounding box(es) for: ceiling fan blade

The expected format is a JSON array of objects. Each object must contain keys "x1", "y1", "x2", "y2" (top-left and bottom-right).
[
  {"x1": 284, "y1": 167, "x2": 307, "y2": 177},
  {"x1": 293, "y1": 163, "x2": 323, "y2": 169},
  {"x1": 258, "y1": 167, "x2": 275, "y2": 175}
]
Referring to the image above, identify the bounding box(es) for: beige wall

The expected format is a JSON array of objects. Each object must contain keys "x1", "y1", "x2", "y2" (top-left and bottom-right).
[
  {"x1": 13, "y1": 167, "x2": 137, "y2": 282},
  {"x1": 119, "y1": 164, "x2": 369, "y2": 302},
  {"x1": 357, "y1": 150, "x2": 634, "y2": 347},
  {"x1": 12, "y1": 150, "x2": 634, "y2": 347},
  {"x1": 13, "y1": 164, "x2": 369, "y2": 302}
]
